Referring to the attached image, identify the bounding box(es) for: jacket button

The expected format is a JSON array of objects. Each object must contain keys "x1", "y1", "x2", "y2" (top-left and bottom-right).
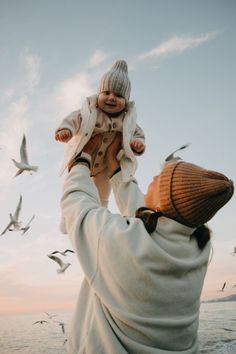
[
  {"x1": 98, "y1": 151, "x2": 103, "y2": 156},
  {"x1": 85, "y1": 133, "x2": 88, "y2": 136}
]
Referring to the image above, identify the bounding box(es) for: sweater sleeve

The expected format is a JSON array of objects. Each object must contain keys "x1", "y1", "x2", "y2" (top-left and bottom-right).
[
  {"x1": 56, "y1": 110, "x2": 82, "y2": 136},
  {"x1": 60, "y1": 164, "x2": 132, "y2": 282},
  {"x1": 133, "y1": 123, "x2": 145, "y2": 142},
  {"x1": 110, "y1": 171, "x2": 145, "y2": 217}
]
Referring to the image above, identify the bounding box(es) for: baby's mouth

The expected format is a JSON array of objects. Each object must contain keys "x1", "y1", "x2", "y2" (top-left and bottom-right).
[{"x1": 105, "y1": 102, "x2": 116, "y2": 107}]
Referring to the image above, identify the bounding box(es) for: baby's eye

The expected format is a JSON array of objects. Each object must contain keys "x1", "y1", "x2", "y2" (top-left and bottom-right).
[{"x1": 104, "y1": 91, "x2": 110, "y2": 95}]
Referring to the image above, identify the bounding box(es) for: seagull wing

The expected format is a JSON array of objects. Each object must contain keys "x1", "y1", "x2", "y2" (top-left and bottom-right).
[
  {"x1": 25, "y1": 215, "x2": 35, "y2": 227},
  {"x1": 48, "y1": 254, "x2": 64, "y2": 267},
  {"x1": 20, "y1": 134, "x2": 29, "y2": 164},
  {"x1": 14, "y1": 195, "x2": 22, "y2": 220},
  {"x1": 165, "y1": 143, "x2": 190, "y2": 162},
  {"x1": 51, "y1": 251, "x2": 59, "y2": 255},
  {"x1": 64, "y1": 249, "x2": 74, "y2": 254},
  {"x1": 1, "y1": 220, "x2": 13, "y2": 236},
  {"x1": 14, "y1": 169, "x2": 24, "y2": 177}
]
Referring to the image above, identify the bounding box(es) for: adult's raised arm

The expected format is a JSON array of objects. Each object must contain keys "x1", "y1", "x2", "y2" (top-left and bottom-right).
[{"x1": 106, "y1": 134, "x2": 145, "y2": 217}]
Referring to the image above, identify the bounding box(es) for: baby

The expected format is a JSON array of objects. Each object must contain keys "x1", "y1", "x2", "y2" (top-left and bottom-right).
[{"x1": 55, "y1": 60, "x2": 145, "y2": 231}]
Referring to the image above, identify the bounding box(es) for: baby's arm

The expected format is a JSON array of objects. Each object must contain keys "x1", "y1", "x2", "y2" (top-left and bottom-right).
[
  {"x1": 55, "y1": 110, "x2": 82, "y2": 143},
  {"x1": 130, "y1": 139, "x2": 145, "y2": 154},
  {"x1": 130, "y1": 123, "x2": 146, "y2": 155}
]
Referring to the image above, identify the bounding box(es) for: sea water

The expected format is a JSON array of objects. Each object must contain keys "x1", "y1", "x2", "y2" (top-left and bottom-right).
[{"x1": 0, "y1": 302, "x2": 236, "y2": 353}]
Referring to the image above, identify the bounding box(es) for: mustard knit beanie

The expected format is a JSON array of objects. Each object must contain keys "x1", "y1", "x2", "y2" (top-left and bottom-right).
[
  {"x1": 98, "y1": 60, "x2": 131, "y2": 101},
  {"x1": 158, "y1": 161, "x2": 234, "y2": 227}
]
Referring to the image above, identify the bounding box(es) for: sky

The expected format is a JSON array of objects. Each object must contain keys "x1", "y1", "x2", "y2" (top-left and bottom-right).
[{"x1": 0, "y1": 0, "x2": 236, "y2": 314}]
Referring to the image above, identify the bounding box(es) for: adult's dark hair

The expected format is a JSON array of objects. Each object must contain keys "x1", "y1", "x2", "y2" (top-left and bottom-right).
[{"x1": 135, "y1": 207, "x2": 211, "y2": 250}]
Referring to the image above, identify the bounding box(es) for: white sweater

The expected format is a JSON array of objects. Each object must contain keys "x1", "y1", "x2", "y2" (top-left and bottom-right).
[{"x1": 61, "y1": 165, "x2": 210, "y2": 354}]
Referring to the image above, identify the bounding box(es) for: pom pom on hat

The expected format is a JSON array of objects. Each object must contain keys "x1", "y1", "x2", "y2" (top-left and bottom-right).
[
  {"x1": 158, "y1": 160, "x2": 234, "y2": 227},
  {"x1": 98, "y1": 60, "x2": 131, "y2": 101}
]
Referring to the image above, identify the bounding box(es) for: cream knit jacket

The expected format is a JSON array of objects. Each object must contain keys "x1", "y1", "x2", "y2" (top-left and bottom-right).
[
  {"x1": 61, "y1": 164, "x2": 210, "y2": 354},
  {"x1": 56, "y1": 95, "x2": 145, "y2": 181}
]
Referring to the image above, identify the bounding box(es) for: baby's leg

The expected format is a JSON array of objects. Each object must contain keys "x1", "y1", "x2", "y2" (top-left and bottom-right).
[{"x1": 92, "y1": 169, "x2": 111, "y2": 208}]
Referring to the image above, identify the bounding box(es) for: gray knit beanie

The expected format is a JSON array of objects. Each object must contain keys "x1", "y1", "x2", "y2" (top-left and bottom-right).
[{"x1": 98, "y1": 60, "x2": 131, "y2": 101}]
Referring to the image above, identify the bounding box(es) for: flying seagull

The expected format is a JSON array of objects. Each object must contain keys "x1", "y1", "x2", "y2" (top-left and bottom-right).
[
  {"x1": 222, "y1": 327, "x2": 236, "y2": 332},
  {"x1": 45, "y1": 312, "x2": 57, "y2": 319},
  {"x1": 47, "y1": 254, "x2": 71, "y2": 273},
  {"x1": 231, "y1": 246, "x2": 236, "y2": 256},
  {"x1": 21, "y1": 215, "x2": 35, "y2": 235},
  {"x1": 32, "y1": 320, "x2": 48, "y2": 325},
  {"x1": 165, "y1": 143, "x2": 191, "y2": 162},
  {"x1": 218, "y1": 282, "x2": 226, "y2": 292},
  {"x1": 57, "y1": 321, "x2": 65, "y2": 334},
  {"x1": 63, "y1": 339, "x2": 68, "y2": 346},
  {"x1": 1, "y1": 195, "x2": 23, "y2": 236},
  {"x1": 51, "y1": 249, "x2": 74, "y2": 256},
  {"x1": 12, "y1": 134, "x2": 38, "y2": 177}
]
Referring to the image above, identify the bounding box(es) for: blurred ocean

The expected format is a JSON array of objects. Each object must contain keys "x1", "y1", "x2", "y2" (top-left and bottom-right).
[{"x1": 0, "y1": 302, "x2": 236, "y2": 353}]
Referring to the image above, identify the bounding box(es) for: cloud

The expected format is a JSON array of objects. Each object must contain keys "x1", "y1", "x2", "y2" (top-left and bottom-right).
[
  {"x1": 0, "y1": 95, "x2": 31, "y2": 184},
  {"x1": 138, "y1": 31, "x2": 218, "y2": 60},
  {"x1": 54, "y1": 72, "x2": 93, "y2": 114},
  {"x1": 87, "y1": 50, "x2": 109, "y2": 68},
  {"x1": 1, "y1": 87, "x2": 15, "y2": 102},
  {"x1": 20, "y1": 48, "x2": 41, "y2": 92}
]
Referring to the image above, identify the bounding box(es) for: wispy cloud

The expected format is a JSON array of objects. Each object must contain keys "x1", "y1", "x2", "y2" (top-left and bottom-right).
[
  {"x1": 20, "y1": 49, "x2": 41, "y2": 92},
  {"x1": 1, "y1": 87, "x2": 15, "y2": 103},
  {"x1": 138, "y1": 31, "x2": 218, "y2": 60},
  {"x1": 54, "y1": 72, "x2": 93, "y2": 114},
  {"x1": 87, "y1": 50, "x2": 109, "y2": 68}
]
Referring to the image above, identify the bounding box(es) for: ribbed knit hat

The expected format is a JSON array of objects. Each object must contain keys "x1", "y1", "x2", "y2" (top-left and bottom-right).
[
  {"x1": 98, "y1": 60, "x2": 131, "y2": 101},
  {"x1": 158, "y1": 161, "x2": 234, "y2": 227}
]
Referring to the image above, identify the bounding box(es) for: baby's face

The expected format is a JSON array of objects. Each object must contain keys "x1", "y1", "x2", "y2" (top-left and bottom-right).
[{"x1": 98, "y1": 91, "x2": 126, "y2": 114}]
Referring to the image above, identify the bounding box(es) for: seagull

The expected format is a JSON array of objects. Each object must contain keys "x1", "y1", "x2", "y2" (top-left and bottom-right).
[
  {"x1": 165, "y1": 143, "x2": 191, "y2": 162},
  {"x1": 12, "y1": 134, "x2": 38, "y2": 177},
  {"x1": 20, "y1": 215, "x2": 35, "y2": 235},
  {"x1": 33, "y1": 320, "x2": 48, "y2": 325},
  {"x1": 47, "y1": 254, "x2": 71, "y2": 273},
  {"x1": 57, "y1": 321, "x2": 65, "y2": 334},
  {"x1": 218, "y1": 282, "x2": 226, "y2": 292},
  {"x1": 231, "y1": 246, "x2": 236, "y2": 256},
  {"x1": 1, "y1": 195, "x2": 23, "y2": 235},
  {"x1": 45, "y1": 312, "x2": 57, "y2": 319},
  {"x1": 50, "y1": 249, "x2": 74, "y2": 256},
  {"x1": 222, "y1": 327, "x2": 236, "y2": 332},
  {"x1": 63, "y1": 339, "x2": 68, "y2": 346}
]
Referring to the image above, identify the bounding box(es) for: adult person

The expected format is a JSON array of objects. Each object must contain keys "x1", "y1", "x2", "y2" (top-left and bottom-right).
[{"x1": 61, "y1": 134, "x2": 234, "y2": 354}]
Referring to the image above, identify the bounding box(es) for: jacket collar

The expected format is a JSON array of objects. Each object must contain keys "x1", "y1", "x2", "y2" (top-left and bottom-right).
[{"x1": 156, "y1": 216, "x2": 196, "y2": 237}]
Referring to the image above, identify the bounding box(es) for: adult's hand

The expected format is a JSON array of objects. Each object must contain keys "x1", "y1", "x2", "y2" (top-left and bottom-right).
[
  {"x1": 106, "y1": 133, "x2": 122, "y2": 177},
  {"x1": 68, "y1": 134, "x2": 103, "y2": 172}
]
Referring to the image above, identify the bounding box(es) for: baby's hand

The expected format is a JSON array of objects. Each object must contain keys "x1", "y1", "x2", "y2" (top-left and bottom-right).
[
  {"x1": 130, "y1": 139, "x2": 145, "y2": 153},
  {"x1": 55, "y1": 129, "x2": 72, "y2": 142}
]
